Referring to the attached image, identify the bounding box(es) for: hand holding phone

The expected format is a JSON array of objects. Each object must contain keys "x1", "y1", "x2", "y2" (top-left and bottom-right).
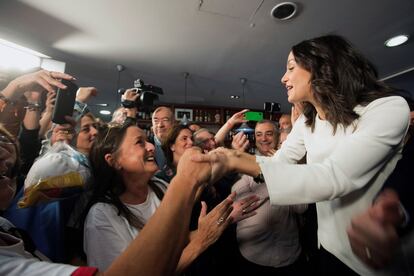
[
  {"x1": 244, "y1": 111, "x2": 264, "y2": 121},
  {"x1": 51, "y1": 79, "x2": 78, "y2": 124}
]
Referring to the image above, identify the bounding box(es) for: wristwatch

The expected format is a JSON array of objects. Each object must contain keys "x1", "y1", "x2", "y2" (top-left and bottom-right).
[{"x1": 253, "y1": 171, "x2": 265, "y2": 184}]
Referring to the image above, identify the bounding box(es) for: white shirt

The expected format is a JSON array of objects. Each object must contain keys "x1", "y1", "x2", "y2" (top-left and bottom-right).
[
  {"x1": 232, "y1": 175, "x2": 306, "y2": 268},
  {"x1": 84, "y1": 184, "x2": 164, "y2": 271},
  {"x1": 0, "y1": 217, "x2": 78, "y2": 276},
  {"x1": 256, "y1": 96, "x2": 410, "y2": 275}
]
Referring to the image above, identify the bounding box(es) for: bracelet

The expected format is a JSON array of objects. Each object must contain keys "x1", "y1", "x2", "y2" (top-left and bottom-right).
[
  {"x1": 253, "y1": 171, "x2": 265, "y2": 184},
  {"x1": 24, "y1": 103, "x2": 41, "y2": 111}
]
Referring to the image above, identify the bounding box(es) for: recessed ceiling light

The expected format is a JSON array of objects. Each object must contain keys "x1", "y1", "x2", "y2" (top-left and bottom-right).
[
  {"x1": 100, "y1": 110, "x2": 111, "y2": 115},
  {"x1": 230, "y1": 95, "x2": 240, "y2": 99},
  {"x1": 385, "y1": 34, "x2": 409, "y2": 47},
  {"x1": 271, "y1": 2, "x2": 297, "y2": 20}
]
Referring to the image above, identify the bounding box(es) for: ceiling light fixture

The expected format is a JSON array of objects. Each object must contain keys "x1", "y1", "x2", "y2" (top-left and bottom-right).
[
  {"x1": 230, "y1": 95, "x2": 240, "y2": 99},
  {"x1": 100, "y1": 110, "x2": 111, "y2": 115},
  {"x1": 385, "y1": 34, "x2": 409, "y2": 47},
  {"x1": 271, "y1": 2, "x2": 297, "y2": 20}
]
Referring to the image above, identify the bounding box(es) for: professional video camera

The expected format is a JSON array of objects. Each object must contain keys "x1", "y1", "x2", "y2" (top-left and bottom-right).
[{"x1": 118, "y1": 79, "x2": 163, "y2": 108}]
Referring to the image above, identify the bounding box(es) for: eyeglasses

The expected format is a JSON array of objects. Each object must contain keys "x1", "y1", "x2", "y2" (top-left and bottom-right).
[{"x1": 153, "y1": 118, "x2": 171, "y2": 125}]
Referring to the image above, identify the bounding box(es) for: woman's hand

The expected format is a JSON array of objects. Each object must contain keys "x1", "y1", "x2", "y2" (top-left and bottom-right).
[
  {"x1": 76, "y1": 87, "x2": 98, "y2": 103},
  {"x1": 5, "y1": 70, "x2": 75, "y2": 100},
  {"x1": 229, "y1": 194, "x2": 261, "y2": 223},
  {"x1": 50, "y1": 116, "x2": 76, "y2": 145},
  {"x1": 192, "y1": 193, "x2": 235, "y2": 250},
  {"x1": 226, "y1": 109, "x2": 248, "y2": 128},
  {"x1": 176, "y1": 147, "x2": 212, "y2": 186}
]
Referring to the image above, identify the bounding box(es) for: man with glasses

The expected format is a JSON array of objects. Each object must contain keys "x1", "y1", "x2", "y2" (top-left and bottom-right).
[
  {"x1": 193, "y1": 128, "x2": 217, "y2": 152},
  {"x1": 151, "y1": 106, "x2": 174, "y2": 170}
]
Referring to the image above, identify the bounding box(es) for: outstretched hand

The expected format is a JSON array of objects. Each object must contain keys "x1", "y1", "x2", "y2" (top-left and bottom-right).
[
  {"x1": 193, "y1": 193, "x2": 235, "y2": 250},
  {"x1": 229, "y1": 194, "x2": 261, "y2": 223},
  {"x1": 191, "y1": 147, "x2": 238, "y2": 184},
  {"x1": 347, "y1": 189, "x2": 403, "y2": 269},
  {"x1": 177, "y1": 147, "x2": 212, "y2": 186}
]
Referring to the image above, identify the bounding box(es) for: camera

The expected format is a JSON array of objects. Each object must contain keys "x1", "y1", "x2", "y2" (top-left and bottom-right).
[{"x1": 118, "y1": 79, "x2": 163, "y2": 109}]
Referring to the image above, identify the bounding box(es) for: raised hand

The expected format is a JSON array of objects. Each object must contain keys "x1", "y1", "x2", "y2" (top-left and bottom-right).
[
  {"x1": 76, "y1": 87, "x2": 98, "y2": 103},
  {"x1": 231, "y1": 131, "x2": 249, "y2": 151},
  {"x1": 5, "y1": 70, "x2": 75, "y2": 100},
  {"x1": 227, "y1": 109, "x2": 249, "y2": 128}
]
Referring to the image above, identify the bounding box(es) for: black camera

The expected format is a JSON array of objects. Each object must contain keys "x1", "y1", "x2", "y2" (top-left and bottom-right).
[{"x1": 118, "y1": 79, "x2": 163, "y2": 109}]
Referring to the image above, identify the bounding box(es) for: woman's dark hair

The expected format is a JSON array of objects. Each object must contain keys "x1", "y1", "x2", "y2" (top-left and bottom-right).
[
  {"x1": 291, "y1": 34, "x2": 395, "y2": 133},
  {"x1": 86, "y1": 122, "x2": 164, "y2": 229},
  {"x1": 0, "y1": 124, "x2": 20, "y2": 179},
  {"x1": 162, "y1": 124, "x2": 192, "y2": 167}
]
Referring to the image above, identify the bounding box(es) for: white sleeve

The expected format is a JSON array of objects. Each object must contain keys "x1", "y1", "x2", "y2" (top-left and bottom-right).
[
  {"x1": 84, "y1": 204, "x2": 132, "y2": 271},
  {"x1": 258, "y1": 96, "x2": 409, "y2": 205},
  {"x1": 0, "y1": 251, "x2": 77, "y2": 276},
  {"x1": 256, "y1": 114, "x2": 307, "y2": 165}
]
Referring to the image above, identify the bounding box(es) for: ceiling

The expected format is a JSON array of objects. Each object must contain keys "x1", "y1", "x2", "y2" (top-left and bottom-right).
[{"x1": 1, "y1": 0, "x2": 414, "y2": 115}]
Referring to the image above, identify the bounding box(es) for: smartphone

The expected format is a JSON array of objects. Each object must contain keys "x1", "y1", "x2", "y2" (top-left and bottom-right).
[
  {"x1": 52, "y1": 79, "x2": 78, "y2": 124},
  {"x1": 244, "y1": 111, "x2": 264, "y2": 121}
]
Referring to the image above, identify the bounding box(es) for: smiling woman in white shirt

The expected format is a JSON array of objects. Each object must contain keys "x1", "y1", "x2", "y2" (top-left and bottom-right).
[{"x1": 196, "y1": 34, "x2": 410, "y2": 276}]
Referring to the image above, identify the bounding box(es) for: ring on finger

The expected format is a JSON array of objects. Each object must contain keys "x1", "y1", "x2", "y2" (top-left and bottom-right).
[
  {"x1": 216, "y1": 217, "x2": 225, "y2": 225},
  {"x1": 242, "y1": 208, "x2": 247, "y2": 214}
]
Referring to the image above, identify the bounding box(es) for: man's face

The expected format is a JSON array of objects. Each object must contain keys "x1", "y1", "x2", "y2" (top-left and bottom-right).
[
  {"x1": 279, "y1": 115, "x2": 292, "y2": 130},
  {"x1": 255, "y1": 123, "x2": 277, "y2": 155},
  {"x1": 152, "y1": 108, "x2": 173, "y2": 140},
  {"x1": 195, "y1": 131, "x2": 216, "y2": 152}
]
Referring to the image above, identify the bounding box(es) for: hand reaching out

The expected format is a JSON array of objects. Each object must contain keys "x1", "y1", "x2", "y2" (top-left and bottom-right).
[
  {"x1": 347, "y1": 189, "x2": 403, "y2": 269},
  {"x1": 192, "y1": 193, "x2": 235, "y2": 250},
  {"x1": 229, "y1": 193, "x2": 261, "y2": 223}
]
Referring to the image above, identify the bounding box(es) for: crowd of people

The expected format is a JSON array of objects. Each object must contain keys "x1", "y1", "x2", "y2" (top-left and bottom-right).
[{"x1": 0, "y1": 34, "x2": 413, "y2": 276}]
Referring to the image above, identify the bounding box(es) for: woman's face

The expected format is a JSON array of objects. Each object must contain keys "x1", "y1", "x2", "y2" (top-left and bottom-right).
[
  {"x1": 171, "y1": 129, "x2": 193, "y2": 165},
  {"x1": 281, "y1": 51, "x2": 313, "y2": 104},
  {"x1": 76, "y1": 115, "x2": 98, "y2": 155},
  {"x1": 0, "y1": 134, "x2": 17, "y2": 210},
  {"x1": 114, "y1": 126, "x2": 158, "y2": 176}
]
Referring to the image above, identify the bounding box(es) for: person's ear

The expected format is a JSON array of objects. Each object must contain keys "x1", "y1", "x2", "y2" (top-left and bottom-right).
[{"x1": 104, "y1": 153, "x2": 121, "y2": 170}]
